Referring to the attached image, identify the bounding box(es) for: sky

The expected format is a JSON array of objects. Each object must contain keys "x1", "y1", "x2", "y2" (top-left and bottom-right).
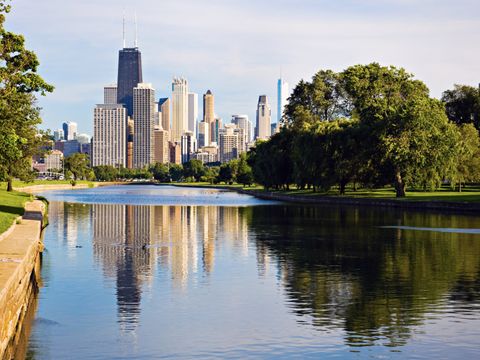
[{"x1": 6, "y1": 0, "x2": 480, "y2": 135}]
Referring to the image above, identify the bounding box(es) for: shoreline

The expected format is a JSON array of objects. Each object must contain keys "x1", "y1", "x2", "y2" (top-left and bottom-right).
[
  {"x1": 172, "y1": 184, "x2": 480, "y2": 213},
  {"x1": 0, "y1": 200, "x2": 45, "y2": 359}
]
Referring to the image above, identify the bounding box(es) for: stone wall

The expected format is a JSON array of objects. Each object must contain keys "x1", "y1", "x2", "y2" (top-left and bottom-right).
[{"x1": 0, "y1": 201, "x2": 44, "y2": 359}]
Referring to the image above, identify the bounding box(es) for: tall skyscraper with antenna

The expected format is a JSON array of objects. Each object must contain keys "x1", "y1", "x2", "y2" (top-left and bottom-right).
[
  {"x1": 277, "y1": 77, "x2": 289, "y2": 123},
  {"x1": 117, "y1": 14, "x2": 143, "y2": 117}
]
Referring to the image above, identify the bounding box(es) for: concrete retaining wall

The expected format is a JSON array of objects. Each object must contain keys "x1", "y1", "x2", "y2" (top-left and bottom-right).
[{"x1": 0, "y1": 201, "x2": 44, "y2": 359}]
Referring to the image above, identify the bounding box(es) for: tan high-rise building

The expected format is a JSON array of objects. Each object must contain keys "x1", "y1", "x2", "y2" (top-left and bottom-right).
[
  {"x1": 158, "y1": 98, "x2": 170, "y2": 135},
  {"x1": 255, "y1": 95, "x2": 271, "y2": 141},
  {"x1": 169, "y1": 141, "x2": 182, "y2": 164},
  {"x1": 154, "y1": 127, "x2": 169, "y2": 164},
  {"x1": 203, "y1": 90, "x2": 215, "y2": 144},
  {"x1": 133, "y1": 83, "x2": 156, "y2": 168}
]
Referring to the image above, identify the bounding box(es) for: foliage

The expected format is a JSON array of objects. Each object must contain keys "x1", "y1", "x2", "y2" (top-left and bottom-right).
[
  {"x1": 0, "y1": 2, "x2": 53, "y2": 191},
  {"x1": 149, "y1": 163, "x2": 170, "y2": 182},
  {"x1": 169, "y1": 164, "x2": 184, "y2": 182},
  {"x1": 236, "y1": 153, "x2": 254, "y2": 187},
  {"x1": 64, "y1": 153, "x2": 90, "y2": 181},
  {"x1": 442, "y1": 84, "x2": 480, "y2": 130},
  {"x1": 451, "y1": 124, "x2": 480, "y2": 191},
  {"x1": 93, "y1": 165, "x2": 119, "y2": 182},
  {"x1": 182, "y1": 159, "x2": 206, "y2": 182}
]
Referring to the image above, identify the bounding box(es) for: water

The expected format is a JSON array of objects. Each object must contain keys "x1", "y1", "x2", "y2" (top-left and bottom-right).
[{"x1": 17, "y1": 185, "x2": 480, "y2": 359}]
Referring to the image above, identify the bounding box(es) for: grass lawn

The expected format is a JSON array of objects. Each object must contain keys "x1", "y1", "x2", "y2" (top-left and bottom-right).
[
  {"x1": 0, "y1": 179, "x2": 94, "y2": 189},
  {"x1": 174, "y1": 182, "x2": 480, "y2": 202},
  {"x1": 0, "y1": 189, "x2": 32, "y2": 235}
]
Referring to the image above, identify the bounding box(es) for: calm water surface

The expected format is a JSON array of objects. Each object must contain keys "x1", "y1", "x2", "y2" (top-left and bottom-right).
[{"x1": 18, "y1": 185, "x2": 480, "y2": 359}]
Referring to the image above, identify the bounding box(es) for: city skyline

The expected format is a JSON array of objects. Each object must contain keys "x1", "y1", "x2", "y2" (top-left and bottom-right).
[{"x1": 7, "y1": 0, "x2": 479, "y2": 134}]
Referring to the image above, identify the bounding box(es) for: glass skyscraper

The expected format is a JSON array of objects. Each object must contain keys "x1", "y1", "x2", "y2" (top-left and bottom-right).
[{"x1": 117, "y1": 47, "x2": 143, "y2": 117}]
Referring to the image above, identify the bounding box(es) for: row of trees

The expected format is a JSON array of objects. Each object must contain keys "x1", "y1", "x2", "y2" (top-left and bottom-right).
[
  {"x1": 249, "y1": 64, "x2": 480, "y2": 197},
  {"x1": 75, "y1": 153, "x2": 254, "y2": 186}
]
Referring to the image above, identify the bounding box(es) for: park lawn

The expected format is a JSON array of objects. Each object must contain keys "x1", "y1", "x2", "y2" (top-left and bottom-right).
[
  {"x1": 0, "y1": 179, "x2": 96, "y2": 190},
  {"x1": 175, "y1": 183, "x2": 480, "y2": 202},
  {"x1": 0, "y1": 189, "x2": 32, "y2": 235}
]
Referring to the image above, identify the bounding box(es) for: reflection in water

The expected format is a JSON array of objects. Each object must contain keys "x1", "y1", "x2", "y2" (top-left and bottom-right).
[
  {"x1": 250, "y1": 206, "x2": 480, "y2": 347},
  {"x1": 21, "y1": 196, "x2": 480, "y2": 358},
  {"x1": 90, "y1": 203, "x2": 251, "y2": 335}
]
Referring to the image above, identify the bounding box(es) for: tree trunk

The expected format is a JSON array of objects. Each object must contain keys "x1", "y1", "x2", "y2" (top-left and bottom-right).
[
  {"x1": 7, "y1": 178, "x2": 13, "y2": 192},
  {"x1": 353, "y1": 182, "x2": 357, "y2": 192},
  {"x1": 458, "y1": 182, "x2": 462, "y2": 193},
  {"x1": 339, "y1": 180, "x2": 347, "y2": 195},
  {"x1": 394, "y1": 171, "x2": 406, "y2": 198}
]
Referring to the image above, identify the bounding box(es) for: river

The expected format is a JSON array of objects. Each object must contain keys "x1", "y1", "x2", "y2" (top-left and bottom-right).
[{"x1": 15, "y1": 185, "x2": 480, "y2": 359}]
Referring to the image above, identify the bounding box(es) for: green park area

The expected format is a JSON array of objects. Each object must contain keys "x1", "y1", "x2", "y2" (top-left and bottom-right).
[{"x1": 0, "y1": 188, "x2": 31, "y2": 235}]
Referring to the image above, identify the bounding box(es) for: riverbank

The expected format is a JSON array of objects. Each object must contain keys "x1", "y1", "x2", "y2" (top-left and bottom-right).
[
  {"x1": 0, "y1": 200, "x2": 45, "y2": 359},
  {"x1": 3, "y1": 180, "x2": 123, "y2": 194},
  {"x1": 173, "y1": 183, "x2": 480, "y2": 213}
]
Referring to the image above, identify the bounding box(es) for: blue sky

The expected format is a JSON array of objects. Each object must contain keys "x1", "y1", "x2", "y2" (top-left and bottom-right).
[{"x1": 6, "y1": 0, "x2": 480, "y2": 135}]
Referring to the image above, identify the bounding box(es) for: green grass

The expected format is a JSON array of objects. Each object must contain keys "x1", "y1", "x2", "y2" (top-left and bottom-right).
[
  {"x1": 174, "y1": 182, "x2": 480, "y2": 202},
  {"x1": 0, "y1": 189, "x2": 32, "y2": 235}
]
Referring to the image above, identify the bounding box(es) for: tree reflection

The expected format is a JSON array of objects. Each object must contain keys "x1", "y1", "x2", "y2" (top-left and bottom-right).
[{"x1": 249, "y1": 205, "x2": 480, "y2": 347}]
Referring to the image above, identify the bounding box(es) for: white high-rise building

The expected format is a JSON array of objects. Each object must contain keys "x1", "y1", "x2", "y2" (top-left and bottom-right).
[
  {"x1": 92, "y1": 104, "x2": 127, "y2": 167},
  {"x1": 188, "y1": 92, "x2": 198, "y2": 138},
  {"x1": 172, "y1": 78, "x2": 189, "y2": 143},
  {"x1": 277, "y1": 78, "x2": 289, "y2": 123},
  {"x1": 133, "y1": 83, "x2": 156, "y2": 168},
  {"x1": 181, "y1": 131, "x2": 197, "y2": 163},
  {"x1": 104, "y1": 84, "x2": 118, "y2": 105},
  {"x1": 255, "y1": 95, "x2": 271, "y2": 140},
  {"x1": 231, "y1": 114, "x2": 252, "y2": 144},
  {"x1": 76, "y1": 133, "x2": 91, "y2": 144}
]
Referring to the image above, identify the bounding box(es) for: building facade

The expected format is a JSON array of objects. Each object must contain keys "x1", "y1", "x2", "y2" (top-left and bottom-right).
[
  {"x1": 181, "y1": 131, "x2": 197, "y2": 163},
  {"x1": 93, "y1": 104, "x2": 127, "y2": 167},
  {"x1": 231, "y1": 114, "x2": 252, "y2": 144},
  {"x1": 62, "y1": 121, "x2": 78, "y2": 141},
  {"x1": 154, "y1": 127, "x2": 169, "y2": 164},
  {"x1": 158, "y1": 98, "x2": 170, "y2": 134},
  {"x1": 255, "y1": 95, "x2": 271, "y2": 140},
  {"x1": 104, "y1": 84, "x2": 118, "y2": 105},
  {"x1": 188, "y1": 92, "x2": 198, "y2": 138},
  {"x1": 117, "y1": 47, "x2": 143, "y2": 117},
  {"x1": 277, "y1": 78, "x2": 289, "y2": 123},
  {"x1": 171, "y1": 78, "x2": 189, "y2": 143},
  {"x1": 133, "y1": 83, "x2": 155, "y2": 168}
]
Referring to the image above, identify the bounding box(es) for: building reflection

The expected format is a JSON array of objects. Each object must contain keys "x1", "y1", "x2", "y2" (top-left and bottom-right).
[{"x1": 92, "y1": 204, "x2": 250, "y2": 333}]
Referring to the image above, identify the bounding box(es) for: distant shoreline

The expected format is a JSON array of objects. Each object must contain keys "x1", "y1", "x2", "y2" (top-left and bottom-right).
[{"x1": 172, "y1": 183, "x2": 480, "y2": 213}]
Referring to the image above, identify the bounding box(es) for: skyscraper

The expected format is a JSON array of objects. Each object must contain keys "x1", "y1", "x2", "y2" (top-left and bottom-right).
[
  {"x1": 117, "y1": 48, "x2": 143, "y2": 117},
  {"x1": 188, "y1": 93, "x2": 198, "y2": 138},
  {"x1": 158, "y1": 98, "x2": 170, "y2": 134},
  {"x1": 171, "y1": 78, "x2": 188, "y2": 143},
  {"x1": 181, "y1": 131, "x2": 197, "y2": 163},
  {"x1": 154, "y1": 126, "x2": 169, "y2": 164},
  {"x1": 231, "y1": 114, "x2": 253, "y2": 144},
  {"x1": 219, "y1": 124, "x2": 242, "y2": 163},
  {"x1": 277, "y1": 78, "x2": 289, "y2": 123},
  {"x1": 133, "y1": 83, "x2": 155, "y2": 168},
  {"x1": 62, "y1": 121, "x2": 78, "y2": 141},
  {"x1": 92, "y1": 104, "x2": 127, "y2": 167},
  {"x1": 104, "y1": 84, "x2": 118, "y2": 104},
  {"x1": 197, "y1": 121, "x2": 210, "y2": 148},
  {"x1": 255, "y1": 95, "x2": 271, "y2": 140},
  {"x1": 203, "y1": 90, "x2": 215, "y2": 144}
]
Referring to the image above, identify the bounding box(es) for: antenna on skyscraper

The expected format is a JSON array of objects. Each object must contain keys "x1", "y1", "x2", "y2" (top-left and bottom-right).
[
  {"x1": 122, "y1": 10, "x2": 126, "y2": 48},
  {"x1": 134, "y1": 11, "x2": 138, "y2": 48}
]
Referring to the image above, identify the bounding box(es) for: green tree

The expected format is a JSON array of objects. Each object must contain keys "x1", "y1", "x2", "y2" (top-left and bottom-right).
[
  {"x1": 0, "y1": 1, "x2": 53, "y2": 191},
  {"x1": 236, "y1": 153, "x2": 254, "y2": 187},
  {"x1": 451, "y1": 123, "x2": 480, "y2": 191},
  {"x1": 284, "y1": 70, "x2": 351, "y2": 129},
  {"x1": 342, "y1": 63, "x2": 456, "y2": 197},
  {"x1": 64, "y1": 153, "x2": 90, "y2": 182},
  {"x1": 169, "y1": 163, "x2": 184, "y2": 182},
  {"x1": 93, "y1": 165, "x2": 119, "y2": 181},
  {"x1": 442, "y1": 84, "x2": 480, "y2": 130},
  {"x1": 150, "y1": 162, "x2": 170, "y2": 182},
  {"x1": 183, "y1": 159, "x2": 206, "y2": 182}
]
